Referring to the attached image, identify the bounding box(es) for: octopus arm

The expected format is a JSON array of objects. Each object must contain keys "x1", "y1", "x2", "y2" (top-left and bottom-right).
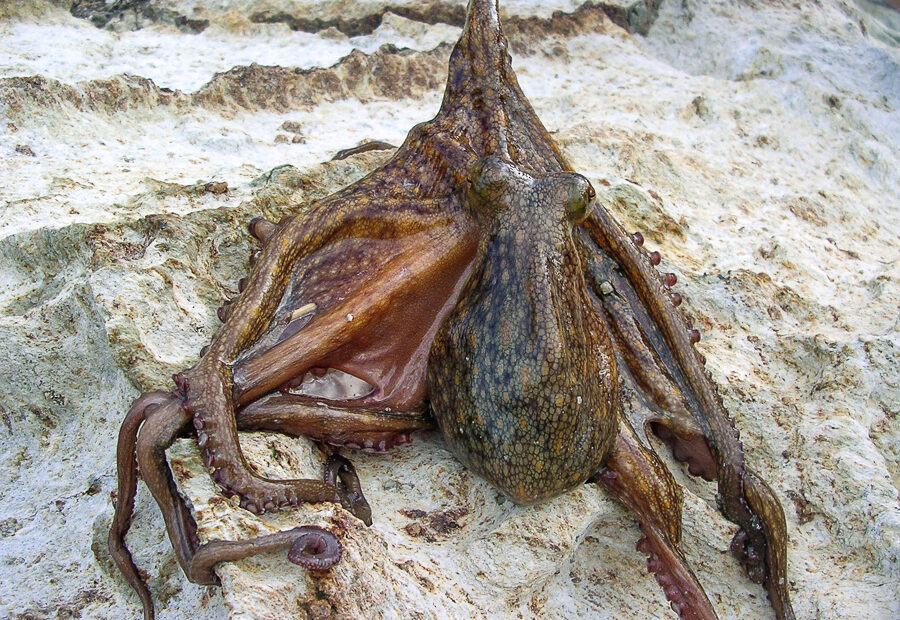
[
  {"x1": 113, "y1": 131, "x2": 480, "y2": 618},
  {"x1": 577, "y1": 213, "x2": 794, "y2": 620},
  {"x1": 592, "y1": 417, "x2": 718, "y2": 620},
  {"x1": 109, "y1": 391, "x2": 347, "y2": 620}
]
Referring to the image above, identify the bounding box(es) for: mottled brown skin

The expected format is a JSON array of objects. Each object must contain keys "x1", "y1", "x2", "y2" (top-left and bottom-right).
[
  {"x1": 428, "y1": 159, "x2": 618, "y2": 503},
  {"x1": 108, "y1": 2, "x2": 795, "y2": 619}
]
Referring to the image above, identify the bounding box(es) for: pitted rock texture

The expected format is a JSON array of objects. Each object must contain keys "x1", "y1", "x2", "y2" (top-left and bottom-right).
[{"x1": 0, "y1": 1, "x2": 898, "y2": 619}]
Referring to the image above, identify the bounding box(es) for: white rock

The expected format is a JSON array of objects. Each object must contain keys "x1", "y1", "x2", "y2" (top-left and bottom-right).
[{"x1": 0, "y1": 1, "x2": 897, "y2": 619}]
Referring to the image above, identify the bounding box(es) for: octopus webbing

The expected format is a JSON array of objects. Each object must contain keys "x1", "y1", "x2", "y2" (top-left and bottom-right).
[{"x1": 108, "y1": 1, "x2": 795, "y2": 619}]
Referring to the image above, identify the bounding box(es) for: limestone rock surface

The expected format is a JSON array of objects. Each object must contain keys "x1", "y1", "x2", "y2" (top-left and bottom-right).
[{"x1": 0, "y1": 1, "x2": 898, "y2": 619}]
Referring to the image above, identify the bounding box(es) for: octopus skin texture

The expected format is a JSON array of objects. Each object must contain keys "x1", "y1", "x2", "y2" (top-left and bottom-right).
[{"x1": 107, "y1": 1, "x2": 795, "y2": 619}]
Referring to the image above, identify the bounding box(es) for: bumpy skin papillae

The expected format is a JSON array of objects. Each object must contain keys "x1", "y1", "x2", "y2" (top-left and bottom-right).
[
  {"x1": 110, "y1": 1, "x2": 794, "y2": 619},
  {"x1": 427, "y1": 159, "x2": 620, "y2": 504}
]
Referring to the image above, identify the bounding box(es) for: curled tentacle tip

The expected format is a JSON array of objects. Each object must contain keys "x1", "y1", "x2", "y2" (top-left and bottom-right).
[
  {"x1": 249, "y1": 217, "x2": 276, "y2": 241},
  {"x1": 664, "y1": 272, "x2": 677, "y2": 287},
  {"x1": 288, "y1": 527, "x2": 342, "y2": 570},
  {"x1": 323, "y1": 455, "x2": 373, "y2": 525},
  {"x1": 633, "y1": 231, "x2": 644, "y2": 246},
  {"x1": 650, "y1": 251, "x2": 661, "y2": 266},
  {"x1": 351, "y1": 499, "x2": 373, "y2": 527},
  {"x1": 204, "y1": 450, "x2": 217, "y2": 468},
  {"x1": 173, "y1": 373, "x2": 189, "y2": 392},
  {"x1": 670, "y1": 292, "x2": 682, "y2": 306},
  {"x1": 689, "y1": 329, "x2": 701, "y2": 344},
  {"x1": 730, "y1": 531, "x2": 748, "y2": 556}
]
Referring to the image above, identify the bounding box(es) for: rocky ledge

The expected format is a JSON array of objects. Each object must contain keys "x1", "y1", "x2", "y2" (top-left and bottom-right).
[{"x1": 0, "y1": 1, "x2": 898, "y2": 619}]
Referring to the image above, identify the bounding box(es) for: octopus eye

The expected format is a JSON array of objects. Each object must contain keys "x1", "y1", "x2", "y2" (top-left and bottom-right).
[{"x1": 564, "y1": 175, "x2": 594, "y2": 225}]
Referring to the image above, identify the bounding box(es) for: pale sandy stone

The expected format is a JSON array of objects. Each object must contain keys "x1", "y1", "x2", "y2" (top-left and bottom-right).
[{"x1": 0, "y1": 1, "x2": 897, "y2": 619}]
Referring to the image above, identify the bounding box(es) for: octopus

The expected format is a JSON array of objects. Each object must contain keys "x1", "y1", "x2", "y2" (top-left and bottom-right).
[{"x1": 108, "y1": 2, "x2": 795, "y2": 619}]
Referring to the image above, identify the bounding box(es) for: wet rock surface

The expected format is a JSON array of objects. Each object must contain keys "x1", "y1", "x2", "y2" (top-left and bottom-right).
[{"x1": 1, "y1": 1, "x2": 898, "y2": 619}]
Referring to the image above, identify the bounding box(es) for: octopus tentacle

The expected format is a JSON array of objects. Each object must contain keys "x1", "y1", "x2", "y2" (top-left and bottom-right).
[
  {"x1": 134, "y1": 392, "x2": 202, "y2": 578},
  {"x1": 592, "y1": 417, "x2": 717, "y2": 620},
  {"x1": 578, "y1": 216, "x2": 794, "y2": 620},
  {"x1": 248, "y1": 217, "x2": 277, "y2": 243},
  {"x1": 178, "y1": 366, "x2": 367, "y2": 521},
  {"x1": 323, "y1": 454, "x2": 372, "y2": 525},
  {"x1": 740, "y1": 468, "x2": 792, "y2": 614},
  {"x1": 235, "y1": 394, "x2": 432, "y2": 450},
  {"x1": 125, "y1": 392, "x2": 343, "y2": 616},
  {"x1": 230, "y1": 207, "x2": 475, "y2": 406},
  {"x1": 108, "y1": 391, "x2": 172, "y2": 620},
  {"x1": 182, "y1": 195, "x2": 474, "y2": 523},
  {"x1": 114, "y1": 131, "x2": 477, "y2": 613},
  {"x1": 331, "y1": 140, "x2": 397, "y2": 161},
  {"x1": 578, "y1": 242, "x2": 717, "y2": 481},
  {"x1": 214, "y1": 203, "x2": 445, "y2": 360},
  {"x1": 287, "y1": 527, "x2": 343, "y2": 570},
  {"x1": 634, "y1": 525, "x2": 714, "y2": 620},
  {"x1": 188, "y1": 526, "x2": 342, "y2": 583}
]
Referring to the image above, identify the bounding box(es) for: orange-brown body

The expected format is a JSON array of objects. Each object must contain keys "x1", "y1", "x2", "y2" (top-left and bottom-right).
[{"x1": 109, "y1": 3, "x2": 795, "y2": 620}]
